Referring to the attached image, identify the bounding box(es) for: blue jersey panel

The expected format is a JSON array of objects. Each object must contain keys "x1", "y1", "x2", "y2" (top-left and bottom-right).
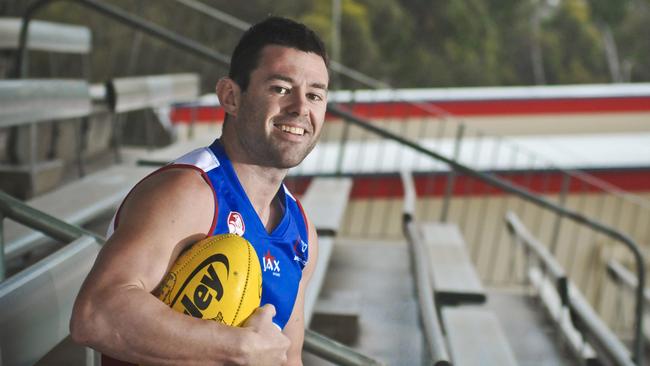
[{"x1": 204, "y1": 140, "x2": 309, "y2": 329}]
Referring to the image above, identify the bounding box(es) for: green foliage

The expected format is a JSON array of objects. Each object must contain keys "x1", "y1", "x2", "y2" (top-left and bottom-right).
[
  {"x1": 616, "y1": 1, "x2": 650, "y2": 81},
  {"x1": 541, "y1": 0, "x2": 608, "y2": 84},
  {"x1": 1, "y1": 0, "x2": 649, "y2": 87}
]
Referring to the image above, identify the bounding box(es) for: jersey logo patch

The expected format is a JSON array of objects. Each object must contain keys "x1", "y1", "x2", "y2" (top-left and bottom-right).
[
  {"x1": 263, "y1": 249, "x2": 281, "y2": 277},
  {"x1": 293, "y1": 238, "x2": 308, "y2": 267},
  {"x1": 227, "y1": 211, "x2": 245, "y2": 236}
]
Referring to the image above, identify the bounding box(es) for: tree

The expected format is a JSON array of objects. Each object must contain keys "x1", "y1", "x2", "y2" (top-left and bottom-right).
[{"x1": 541, "y1": 0, "x2": 608, "y2": 84}]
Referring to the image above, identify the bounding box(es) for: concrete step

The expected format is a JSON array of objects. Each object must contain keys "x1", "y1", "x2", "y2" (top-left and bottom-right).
[
  {"x1": 304, "y1": 240, "x2": 426, "y2": 366},
  {"x1": 485, "y1": 288, "x2": 578, "y2": 366}
]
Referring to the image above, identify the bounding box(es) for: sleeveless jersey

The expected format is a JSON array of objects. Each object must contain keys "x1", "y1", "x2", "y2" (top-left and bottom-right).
[{"x1": 102, "y1": 139, "x2": 309, "y2": 366}]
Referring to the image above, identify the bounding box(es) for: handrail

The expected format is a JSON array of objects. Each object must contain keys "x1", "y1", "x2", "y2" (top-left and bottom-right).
[
  {"x1": 505, "y1": 211, "x2": 568, "y2": 304},
  {"x1": 0, "y1": 191, "x2": 103, "y2": 245},
  {"x1": 607, "y1": 259, "x2": 650, "y2": 307},
  {"x1": 400, "y1": 171, "x2": 452, "y2": 365},
  {"x1": 0, "y1": 192, "x2": 381, "y2": 365},
  {"x1": 14, "y1": 0, "x2": 230, "y2": 78},
  {"x1": 303, "y1": 329, "x2": 384, "y2": 366},
  {"x1": 506, "y1": 211, "x2": 634, "y2": 366},
  {"x1": 327, "y1": 104, "x2": 646, "y2": 365}
]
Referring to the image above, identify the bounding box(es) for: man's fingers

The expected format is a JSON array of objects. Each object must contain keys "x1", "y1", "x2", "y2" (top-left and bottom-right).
[{"x1": 259, "y1": 304, "x2": 277, "y2": 319}]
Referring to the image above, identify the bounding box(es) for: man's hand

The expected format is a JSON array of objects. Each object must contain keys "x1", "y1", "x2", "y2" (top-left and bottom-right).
[{"x1": 241, "y1": 304, "x2": 291, "y2": 366}]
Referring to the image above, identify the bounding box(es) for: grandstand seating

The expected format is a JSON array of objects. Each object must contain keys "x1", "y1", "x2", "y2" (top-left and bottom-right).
[
  {"x1": 506, "y1": 211, "x2": 634, "y2": 366},
  {"x1": 1, "y1": 4, "x2": 648, "y2": 366},
  {"x1": 419, "y1": 222, "x2": 486, "y2": 305},
  {"x1": 0, "y1": 235, "x2": 100, "y2": 366},
  {"x1": 0, "y1": 79, "x2": 92, "y2": 198},
  {"x1": 299, "y1": 177, "x2": 353, "y2": 325},
  {"x1": 405, "y1": 217, "x2": 517, "y2": 365}
]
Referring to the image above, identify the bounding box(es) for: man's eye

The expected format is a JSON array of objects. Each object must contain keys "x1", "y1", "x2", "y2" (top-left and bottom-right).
[
  {"x1": 272, "y1": 86, "x2": 290, "y2": 95},
  {"x1": 307, "y1": 93, "x2": 323, "y2": 102}
]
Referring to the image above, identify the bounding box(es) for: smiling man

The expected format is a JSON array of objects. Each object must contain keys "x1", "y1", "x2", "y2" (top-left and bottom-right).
[{"x1": 70, "y1": 17, "x2": 328, "y2": 366}]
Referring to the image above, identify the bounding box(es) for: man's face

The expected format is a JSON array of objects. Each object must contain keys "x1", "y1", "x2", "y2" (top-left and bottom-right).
[{"x1": 232, "y1": 45, "x2": 329, "y2": 169}]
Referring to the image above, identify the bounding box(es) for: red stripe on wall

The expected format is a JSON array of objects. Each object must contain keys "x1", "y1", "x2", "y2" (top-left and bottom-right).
[
  {"x1": 284, "y1": 169, "x2": 650, "y2": 200},
  {"x1": 170, "y1": 97, "x2": 650, "y2": 124},
  {"x1": 346, "y1": 98, "x2": 650, "y2": 118}
]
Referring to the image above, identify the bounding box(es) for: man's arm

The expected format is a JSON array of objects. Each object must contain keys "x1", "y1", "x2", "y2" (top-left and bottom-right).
[
  {"x1": 282, "y1": 216, "x2": 319, "y2": 366},
  {"x1": 70, "y1": 169, "x2": 289, "y2": 366}
]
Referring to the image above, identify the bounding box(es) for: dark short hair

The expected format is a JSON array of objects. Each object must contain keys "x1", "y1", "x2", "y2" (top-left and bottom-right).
[{"x1": 228, "y1": 16, "x2": 329, "y2": 91}]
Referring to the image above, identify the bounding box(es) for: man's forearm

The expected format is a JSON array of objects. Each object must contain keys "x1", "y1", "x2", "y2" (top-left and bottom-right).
[{"x1": 71, "y1": 286, "x2": 249, "y2": 365}]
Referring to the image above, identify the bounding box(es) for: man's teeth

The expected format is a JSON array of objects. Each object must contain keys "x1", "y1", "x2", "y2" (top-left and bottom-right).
[{"x1": 279, "y1": 125, "x2": 305, "y2": 135}]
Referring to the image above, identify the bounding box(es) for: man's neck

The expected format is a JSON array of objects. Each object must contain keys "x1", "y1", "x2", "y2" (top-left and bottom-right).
[{"x1": 221, "y1": 139, "x2": 287, "y2": 230}]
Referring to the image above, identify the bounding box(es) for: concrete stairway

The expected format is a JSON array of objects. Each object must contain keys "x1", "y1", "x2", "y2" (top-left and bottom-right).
[
  {"x1": 304, "y1": 238, "x2": 426, "y2": 366},
  {"x1": 305, "y1": 238, "x2": 584, "y2": 366},
  {"x1": 485, "y1": 288, "x2": 576, "y2": 366}
]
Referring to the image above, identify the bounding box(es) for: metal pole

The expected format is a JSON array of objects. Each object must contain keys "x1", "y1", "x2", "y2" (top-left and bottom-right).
[
  {"x1": 335, "y1": 119, "x2": 350, "y2": 175},
  {"x1": 112, "y1": 113, "x2": 123, "y2": 164},
  {"x1": 0, "y1": 191, "x2": 103, "y2": 244},
  {"x1": 440, "y1": 123, "x2": 464, "y2": 222},
  {"x1": 0, "y1": 212, "x2": 5, "y2": 281},
  {"x1": 28, "y1": 122, "x2": 38, "y2": 197},
  {"x1": 304, "y1": 329, "x2": 385, "y2": 366},
  {"x1": 549, "y1": 173, "x2": 571, "y2": 254},
  {"x1": 401, "y1": 171, "x2": 452, "y2": 366},
  {"x1": 331, "y1": 0, "x2": 341, "y2": 90},
  {"x1": 76, "y1": 117, "x2": 87, "y2": 177}
]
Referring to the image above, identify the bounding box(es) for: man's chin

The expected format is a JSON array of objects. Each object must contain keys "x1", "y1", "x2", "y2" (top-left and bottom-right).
[{"x1": 265, "y1": 146, "x2": 315, "y2": 170}]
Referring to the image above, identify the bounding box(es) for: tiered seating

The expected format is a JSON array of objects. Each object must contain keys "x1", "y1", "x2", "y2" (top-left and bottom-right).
[
  {"x1": 0, "y1": 79, "x2": 92, "y2": 198},
  {"x1": 407, "y1": 220, "x2": 517, "y2": 366},
  {"x1": 2, "y1": 73, "x2": 201, "y2": 272},
  {"x1": 299, "y1": 177, "x2": 353, "y2": 324},
  {"x1": 0, "y1": 235, "x2": 100, "y2": 365},
  {"x1": 606, "y1": 259, "x2": 650, "y2": 345},
  {"x1": 505, "y1": 211, "x2": 634, "y2": 366},
  {"x1": 0, "y1": 17, "x2": 91, "y2": 76},
  {"x1": 401, "y1": 170, "x2": 516, "y2": 365}
]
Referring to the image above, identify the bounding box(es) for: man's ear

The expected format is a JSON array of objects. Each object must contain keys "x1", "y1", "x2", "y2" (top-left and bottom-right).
[{"x1": 216, "y1": 77, "x2": 241, "y2": 118}]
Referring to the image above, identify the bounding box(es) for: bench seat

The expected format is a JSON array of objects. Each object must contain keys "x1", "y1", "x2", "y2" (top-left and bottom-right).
[
  {"x1": 300, "y1": 177, "x2": 352, "y2": 324},
  {"x1": 419, "y1": 222, "x2": 486, "y2": 305},
  {"x1": 3, "y1": 165, "x2": 152, "y2": 261},
  {"x1": 442, "y1": 306, "x2": 518, "y2": 366}
]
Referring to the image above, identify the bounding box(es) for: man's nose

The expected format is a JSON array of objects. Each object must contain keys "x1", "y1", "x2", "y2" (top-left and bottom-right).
[{"x1": 286, "y1": 92, "x2": 308, "y2": 116}]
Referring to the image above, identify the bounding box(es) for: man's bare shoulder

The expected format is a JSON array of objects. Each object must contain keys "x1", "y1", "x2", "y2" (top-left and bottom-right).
[
  {"x1": 93, "y1": 167, "x2": 215, "y2": 292},
  {"x1": 119, "y1": 167, "x2": 214, "y2": 227}
]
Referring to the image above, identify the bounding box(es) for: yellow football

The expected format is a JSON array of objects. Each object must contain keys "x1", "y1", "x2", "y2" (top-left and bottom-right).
[{"x1": 157, "y1": 234, "x2": 262, "y2": 327}]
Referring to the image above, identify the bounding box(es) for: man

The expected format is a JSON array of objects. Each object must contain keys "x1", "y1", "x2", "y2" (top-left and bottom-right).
[{"x1": 70, "y1": 16, "x2": 329, "y2": 366}]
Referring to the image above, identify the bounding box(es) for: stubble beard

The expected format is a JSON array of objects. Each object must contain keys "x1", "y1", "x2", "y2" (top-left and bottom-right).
[
  {"x1": 235, "y1": 116, "x2": 320, "y2": 170},
  {"x1": 261, "y1": 125, "x2": 320, "y2": 169}
]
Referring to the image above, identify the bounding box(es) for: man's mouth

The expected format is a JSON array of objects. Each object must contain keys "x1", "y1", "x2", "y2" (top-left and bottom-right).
[{"x1": 277, "y1": 124, "x2": 305, "y2": 136}]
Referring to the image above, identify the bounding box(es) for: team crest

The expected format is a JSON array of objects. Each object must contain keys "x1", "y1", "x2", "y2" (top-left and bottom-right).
[
  {"x1": 227, "y1": 211, "x2": 245, "y2": 236},
  {"x1": 293, "y1": 238, "x2": 308, "y2": 267}
]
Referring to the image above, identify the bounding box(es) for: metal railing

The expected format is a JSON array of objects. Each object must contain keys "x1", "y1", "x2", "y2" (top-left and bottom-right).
[
  {"x1": 401, "y1": 171, "x2": 451, "y2": 365},
  {"x1": 287, "y1": 99, "x2": 649, "y2": 344},
  {"x1": 317, "y1": 106, "x2": 646, "y2": 365},
  {"x1": 0, "y1": 189, "x2": 383, "y2": 365},
  {"x1": 506, "y1": 211, "x2": 634, "y2": 366}
]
